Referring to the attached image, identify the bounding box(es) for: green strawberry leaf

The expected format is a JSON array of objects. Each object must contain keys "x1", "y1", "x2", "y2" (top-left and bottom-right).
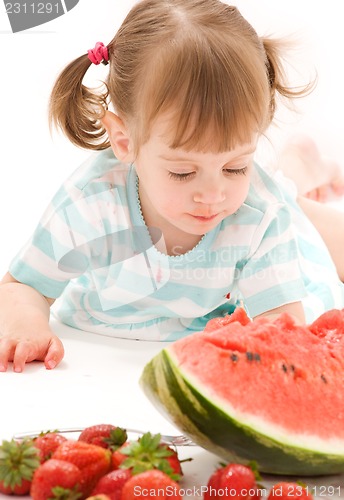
[
  {"x1": 119, "y1": 432, "x2": 180, "y2": 481},
  {"x1": 37, "y1": 429, "x2": 60, "y2": 437},
  {"x1": 247, "y1": 460, "x2": 262, "y2": 481},
  {"x1": 103, "y1": 427, "x2": 128, "y2": 451},
  {"x1": 0, "y1": 439, "x2": 40, "y2": 488},
  {"x1": 49, "y1": 486, "x2": 82, "y2": 500},
  {"x1": 296, "y1": 480, "x2": 308, "y2": 488}
]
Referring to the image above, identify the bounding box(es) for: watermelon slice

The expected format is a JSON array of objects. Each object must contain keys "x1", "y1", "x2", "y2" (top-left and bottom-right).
[{"x1": 140, "y1": 309, "x2": 344, "y2": 475}]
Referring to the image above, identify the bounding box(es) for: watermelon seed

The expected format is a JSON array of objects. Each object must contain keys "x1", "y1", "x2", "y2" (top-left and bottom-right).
[
  {"x1": 290, "y1": 364, "x2": 295, "y2": 372},
  {"x1": 321, "y1": 374, "x2": 328, "y2": 384},
  {"x1": 282, "y1": 364, "x2": 288, "y2": 373},
  {"x1": 230, "y1": 353, "x2": 239, "y2": 362},
  {"x1": 246, "y1": 352, "x2": 254, "y2": 361},
  {"x1": 253, "y1": 353, "x2": 261, "y2": 362}
]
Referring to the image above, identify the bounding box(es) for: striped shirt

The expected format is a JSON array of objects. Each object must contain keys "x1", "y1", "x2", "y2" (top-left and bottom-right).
[{"x1": 9, "y1": 149, "x2": 344, "y2": 340}]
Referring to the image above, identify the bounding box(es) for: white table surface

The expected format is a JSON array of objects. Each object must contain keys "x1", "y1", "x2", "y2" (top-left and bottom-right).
[{"x1": 1, "y1": 319, "x2": 343, "y2": 500}]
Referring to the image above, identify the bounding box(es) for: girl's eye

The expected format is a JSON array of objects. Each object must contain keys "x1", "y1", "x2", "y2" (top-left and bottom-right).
[
  {"x1": 168, "y1": 166, "x2": 248, "y2": 180},
  {"x1": 168, "y1": 171, "x2": 194, "y2": 181},
  {"x1": 223, "y1": 166, "x2": 248, "y2": 176}
]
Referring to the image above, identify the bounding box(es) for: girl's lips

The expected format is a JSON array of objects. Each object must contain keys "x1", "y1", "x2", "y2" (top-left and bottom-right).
[{"x1": 190, "y1": 213, "x2": 219, "y2": 221}]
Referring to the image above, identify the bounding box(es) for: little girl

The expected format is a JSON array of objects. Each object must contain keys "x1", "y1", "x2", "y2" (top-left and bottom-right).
[{"x1": 0, "y1": 0, "x2": 343, "y2": 372}]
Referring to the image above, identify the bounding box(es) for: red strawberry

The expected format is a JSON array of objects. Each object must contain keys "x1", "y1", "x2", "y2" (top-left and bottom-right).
[
  {"x1": 86, "y1": 495, "x2": 111, "y2": 500},
  {"x1": 34, "y1": 432, "x2": 68, "y2": 462},
  {"x1": 0, "y1": 438, "x2": 40, "y2": 495},
  {"x1": 111, "y1": 442, "x2": 130, "y2": 470},
  {"x1": 78, "y1": 425, "x2": 127, "y2": 451},
  {"x1": 204, "y1": 463, "x2": 260, "y2": 499},
  {"x1": 0, "y1": 477, "x2": 32, "y2": 496},
  {"x1": 111, "y1": 441, "x2": 181, "y2": 476},
  {"x1": 30, "y1": 458, "x2": 82, "y2": 500},
  {"x1": 52, "y1": 440, "x2": 111, "y2": 496},
  {"x1": 159, "y1": 444, "x2": 182, "y2": 476},
  {"x1": 268, "y1": 482, "x2": 313, "y2": 500},
  {"x1": 91, "y1": 469, "x2": 132, "y2": 500},
  {"x1": 121, "y1": 470, "x2": 182, "y2": 500},
  {"x1": 113, "y1": 432, "x2": 182, "y2": 480}
]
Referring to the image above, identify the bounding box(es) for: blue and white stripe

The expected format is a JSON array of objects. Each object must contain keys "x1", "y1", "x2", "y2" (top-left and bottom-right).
[{"x1": 9, "y1": 149, "x2": 344, "y2": 340}]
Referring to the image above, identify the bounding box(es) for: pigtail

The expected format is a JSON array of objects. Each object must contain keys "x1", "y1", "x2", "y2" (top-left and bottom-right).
[
  {"x1": 262, "y1": 37, "x2": 316, "y2": 121},
  {"x1": 49, "y1": 54, "x2": 110, "y2": 150}
]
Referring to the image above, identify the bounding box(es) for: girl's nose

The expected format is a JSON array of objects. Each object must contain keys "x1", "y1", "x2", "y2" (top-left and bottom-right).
[{"x1": 193, "y1": 180, "x2": 226, "y2": 204}]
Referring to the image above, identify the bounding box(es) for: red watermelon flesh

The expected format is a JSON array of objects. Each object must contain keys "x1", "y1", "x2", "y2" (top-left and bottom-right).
[
  {"x1": 170, "y1": 308, "x2": 344, "y2": 441},
  {"x1": 204, "y1": 307, "x2": 251, "y2": 332}
]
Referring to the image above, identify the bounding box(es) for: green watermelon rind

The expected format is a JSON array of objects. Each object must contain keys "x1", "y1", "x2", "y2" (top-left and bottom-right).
[{"x1": 140, "y1": 348, "x2": 344, "y2": 476}]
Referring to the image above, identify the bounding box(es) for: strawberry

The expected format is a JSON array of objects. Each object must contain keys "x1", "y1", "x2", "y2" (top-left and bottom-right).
[
  {"x1": 0, "y1": 438, "x2": 40, "y2": 495},
  {"x1": 0, "y1": 477, "x2": 32, "y2": 496},
  {"x1": 204, "y1": 463, "x2": 260, "y2": 499},
  {"x1": 30, "y1": 458, "x2": 82, "y2": 500},
  {"x1": 34, "y1": 432, "x2": 68, "y2": 462},
  {"x1": 161, "y1": 444, "x2": 182, "y2": 476},
  {"x1": 267, "y1": 482, "x2": 313, "y2": 500},
  {"x1": 111, "y1": 441, "x2": 181, "y2": 474},
  {"x1": 114, "y1": 432, "x2": 182, "y2": 480},
  {"x1": 86, "y1": 496, "x2": 111, "y2": 500},
  {"x1": 111, "y1": 442, "x2": 130, "y2": 470},
  {"x1": 78, "y1": 425, "x2": 127, "y2": 451},
  {"x1": 52, "y1": 440, "x2": 111, "y2": 497},
  {"x1": 91, "y1": 469, "x2": 132, "y2": 500},
  {"x1": 121, "y1": 470, "x2": 182, "y2": 500}
]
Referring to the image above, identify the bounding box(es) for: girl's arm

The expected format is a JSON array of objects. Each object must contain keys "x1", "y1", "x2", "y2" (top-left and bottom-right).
[
  {"x1": 255, "y1": 301, "x2": 305, "y2": 324},
  {"x1": 297, "y1": 196, "x2": 344, "y2": 282},
  {"x1": 0, "y1": 273, "x2": 64, "y2": 372}
]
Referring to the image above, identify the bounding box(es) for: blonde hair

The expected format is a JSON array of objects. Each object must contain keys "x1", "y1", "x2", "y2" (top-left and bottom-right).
[{"x1": 49, "y1": 0, "x2": 311, "y2": 154}]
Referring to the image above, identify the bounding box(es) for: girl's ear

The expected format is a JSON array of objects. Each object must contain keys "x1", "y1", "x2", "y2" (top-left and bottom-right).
[{"x1": 101, "y1": 111, "x2": 134, "y2": 162}]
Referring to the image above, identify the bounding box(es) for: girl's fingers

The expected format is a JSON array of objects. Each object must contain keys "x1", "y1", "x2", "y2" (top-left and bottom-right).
[
  {"x1": 44, "y1": 336, "x2": 65, "y2": 370},
  {"x1": 0, "y1": 334, "x2": 65, "y2": 372},
  {"x1": 0, "y1": 337, "x2": 16, "y2": 371},
  {"x1": 12, "y1": 340, "x2": 36, "y2": 373}
]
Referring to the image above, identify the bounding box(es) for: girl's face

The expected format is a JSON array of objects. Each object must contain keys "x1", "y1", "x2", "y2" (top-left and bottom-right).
[{"x1": 133, "y1": 116, "x2": 257, "y2": 242}]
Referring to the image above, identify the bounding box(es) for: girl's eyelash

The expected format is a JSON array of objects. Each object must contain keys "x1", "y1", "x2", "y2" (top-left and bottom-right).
[
  {"x1": 168, "y1": 166, "x2": 248, "y2": 181},
  {"x1": 224, "y1": 166, "x2": 248, "y2": 175},
  {"x1": 168, "y1": 171, "x2": 194, "y2": 180}
]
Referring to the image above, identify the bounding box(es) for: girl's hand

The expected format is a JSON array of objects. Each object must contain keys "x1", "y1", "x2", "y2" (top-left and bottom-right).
[
  {"x1": 0, "y1": 273, "x2": 64, "y2": 372},
  {"x1": 0, "y1": 330, "x2": 64, "y2": 372}
]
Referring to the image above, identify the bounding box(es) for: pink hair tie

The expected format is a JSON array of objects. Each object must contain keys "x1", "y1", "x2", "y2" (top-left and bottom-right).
[{"x1": 87, "y1": 42, "x2": 109, "y2": 65}]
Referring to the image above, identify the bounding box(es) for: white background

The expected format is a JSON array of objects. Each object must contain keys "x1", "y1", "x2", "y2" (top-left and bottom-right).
[{"x1": 0, "y1": 0, "x2": 343, "y2": 272}]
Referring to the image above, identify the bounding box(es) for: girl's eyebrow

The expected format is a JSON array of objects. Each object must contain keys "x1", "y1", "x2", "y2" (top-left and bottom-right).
[
  {"x1": 158, "y1": 147, "x2": 257, "y2": 162},
  {"x1": 158, "y1": 154, "x2": 194, "y2": 162}
]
